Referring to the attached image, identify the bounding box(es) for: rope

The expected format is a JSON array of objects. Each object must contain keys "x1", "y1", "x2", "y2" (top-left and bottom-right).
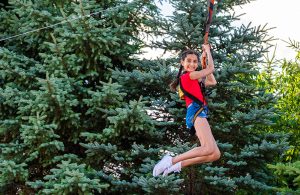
[
  {"x1": 202, "y1": 0, "x2": 215, "y2": 69},
  {"x1": 203, "y1": 0, "x2": 215, "y2": 44},
  {"x1": 0, "y1": 2, "x2": 134, "y2": 42}
]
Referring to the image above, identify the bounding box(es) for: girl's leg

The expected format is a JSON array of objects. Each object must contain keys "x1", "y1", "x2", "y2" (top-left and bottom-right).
[
  {"x1": 172, "y1": 117, "x2": 220, "y2": 166},
  {"x1": 181, "y1": 144, "x2": 220, "y2": 168}
]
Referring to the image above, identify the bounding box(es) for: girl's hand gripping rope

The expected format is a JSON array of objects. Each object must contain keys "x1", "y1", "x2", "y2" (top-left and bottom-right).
[{"x1": 201, "y1": 44, "x2": 210, "y2": 69}]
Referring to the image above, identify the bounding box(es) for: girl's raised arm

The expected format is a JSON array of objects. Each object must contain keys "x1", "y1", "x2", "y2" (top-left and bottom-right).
[{"x1": 190, "y1": 45, "x2": 214, "y2": 80}]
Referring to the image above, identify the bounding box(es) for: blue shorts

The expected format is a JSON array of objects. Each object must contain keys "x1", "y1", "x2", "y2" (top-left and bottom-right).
[{"x1": 186, "y1": 102, "x2": 208, "y2": 129}]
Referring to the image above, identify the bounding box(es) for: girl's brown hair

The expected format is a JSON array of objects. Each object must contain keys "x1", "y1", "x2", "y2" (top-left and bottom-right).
[{"x1": 169, "y1": 49, "x2": 200, "y2": 92}]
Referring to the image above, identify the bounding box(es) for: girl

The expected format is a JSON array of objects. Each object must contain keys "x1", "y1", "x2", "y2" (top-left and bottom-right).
[{"x1": 153, "y1": 44, "x2": 220, "y2": 177}]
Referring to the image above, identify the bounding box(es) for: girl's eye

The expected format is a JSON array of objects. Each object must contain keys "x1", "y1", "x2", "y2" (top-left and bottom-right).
[{"x1": 186, "y1": 59, "x2": 198, "y2": 63}]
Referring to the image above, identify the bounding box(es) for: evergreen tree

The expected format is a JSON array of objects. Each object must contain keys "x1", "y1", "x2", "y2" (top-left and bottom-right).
[
  {"x1": 0, "y1": 0, "x2": 292, "y2": 194},
  {"x1": 143, "y1": 0, "x2": 290, "y2": 194},
  {"x1": 0, "y1": 0, "x2": 9, "y2": 10},
  {"x1": 0, "y1": 0, "x2": 182, "y2": 194}
]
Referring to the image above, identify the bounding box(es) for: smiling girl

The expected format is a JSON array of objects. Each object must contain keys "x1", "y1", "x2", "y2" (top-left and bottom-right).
[{"x1": 153, "y1": 44, "x2": 220, "y2": 176}]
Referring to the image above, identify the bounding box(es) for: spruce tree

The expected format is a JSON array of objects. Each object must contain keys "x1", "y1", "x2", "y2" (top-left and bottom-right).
[
  {"x1": 0, "y1": 0, "x2": 292, "y2": 194},
  {"x1": 0, "y1": 0, "x2": 182, "y2": 194},
  {"x1": 146, "y1": 0, "x2": 290, "y2": 194}
]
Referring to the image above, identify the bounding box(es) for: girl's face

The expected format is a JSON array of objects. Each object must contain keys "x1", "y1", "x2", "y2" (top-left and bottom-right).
[{"x1": 181, "y1": 54, "x2": 199, "y2": 72}]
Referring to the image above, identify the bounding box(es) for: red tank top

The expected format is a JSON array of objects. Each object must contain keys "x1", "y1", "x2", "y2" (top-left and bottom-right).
[{"x1": 180, "y1": 72, "x2": 206, "y2": 107}]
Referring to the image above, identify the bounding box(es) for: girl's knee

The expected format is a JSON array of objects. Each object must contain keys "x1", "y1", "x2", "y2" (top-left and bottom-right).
[
  {"x1": 202, "y1": 146, "x2": 220, "y2": 162},
  {"x1": 201, "y1": 146, "x2": 215, "y2": 156},
  {"x1": 210, "y1": 148, "x2": 221, "y2": 161}
]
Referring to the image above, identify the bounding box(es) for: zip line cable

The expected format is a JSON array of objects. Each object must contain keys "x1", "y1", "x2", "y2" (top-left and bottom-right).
[
  {"x1": 0, "y1": 12, "x2": 98, "y2": 42},
  {"x1": 0, "y1": 2, "x2": 134, "y2": 42}
]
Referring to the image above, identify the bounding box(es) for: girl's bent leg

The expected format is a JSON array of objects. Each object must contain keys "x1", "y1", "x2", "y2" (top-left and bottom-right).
[
  {"x1": 172, "y1": 117, "x2": 219, "y2": 165},
  {"x1": 181, "y1": 146, "x2": 220, "y2": 168}
]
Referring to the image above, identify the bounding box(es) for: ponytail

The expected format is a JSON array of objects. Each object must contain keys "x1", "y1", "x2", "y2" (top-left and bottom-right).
[{"x1": 169, "y1": 65, "x2": 183, "y2": 92}]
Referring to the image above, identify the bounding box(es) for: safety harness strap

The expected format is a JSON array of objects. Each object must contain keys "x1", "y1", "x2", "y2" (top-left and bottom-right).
[
  {"x1": 179, "y1": 79, "x2": 204, "y2": 107},
  {"x1": 192, "y1": 107, "x2": 204, "y2": 124},
  {"x1": 179, "y1": 78, "x2": 206, "y2": 136}
]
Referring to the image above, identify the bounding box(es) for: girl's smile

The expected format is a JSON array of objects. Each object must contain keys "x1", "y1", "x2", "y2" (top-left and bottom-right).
[{"x1": 181, "y1": 54, "x2": 199, "y2": 72}]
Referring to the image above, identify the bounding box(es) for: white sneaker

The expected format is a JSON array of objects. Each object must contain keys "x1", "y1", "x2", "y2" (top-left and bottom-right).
[
  {"x1": 163, "y1": 162, "x2": 181, "y2": 176},
  {"x1": 152, "y1": 154, "x2": 173, "y2": 177}
]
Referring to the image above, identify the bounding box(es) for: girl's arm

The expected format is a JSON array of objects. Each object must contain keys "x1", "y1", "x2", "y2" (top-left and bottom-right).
[
  {"x1": 190, "y1": 66, "x2": 214, "y2": 80},
  {"x1": 204, "y1": 46, "x2": 217, "y2": 86},
  {"x1": 190, "y1": 45, "x2": 214, "y2": 80},
  {"x1": 205, "y1": 73, "x2": 217, "y2": 87}
]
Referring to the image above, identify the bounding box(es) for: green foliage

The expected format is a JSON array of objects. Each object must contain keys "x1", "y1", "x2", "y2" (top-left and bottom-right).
[
  {"x1": 268, "y1": 161, "x2": 300, "y2": 194},
  {"x1": 258, "y1": 40, "x2": 300, "y2": 162},
  {"x1": 256, "y1": 40, "x2": 300, "y2": 194},
  {"x1": 27, "y1": 160, "x2": 109, "y2": 194},
  {"x1": 0, "y1": 0, "x2": 167, "y2": 194},
  {"x1": 0, "y1": 0, "x2": 293, "y2": 194},
  {"x1": 0, "y1": 160, "x2": 28, "y2": 189},
  {"x1": 276, "y1": 52, "x2": 300, "y2": 161},
  {"x1": 152, "y1": 0, "x2": 290, "y2": 194},
  {"x1": 133, "y1": 174, "x2": 184, "y2": 194}
]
